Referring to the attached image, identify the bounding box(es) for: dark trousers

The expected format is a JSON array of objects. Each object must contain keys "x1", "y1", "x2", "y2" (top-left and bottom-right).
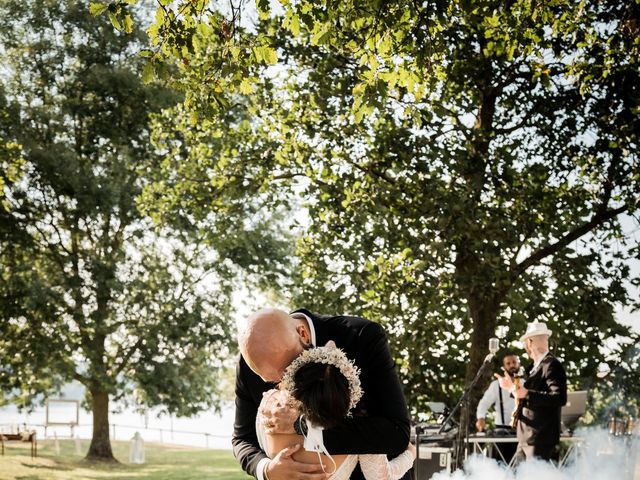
[{"x1": 514, "y1": 443, "x2": 559, "y2": 465}]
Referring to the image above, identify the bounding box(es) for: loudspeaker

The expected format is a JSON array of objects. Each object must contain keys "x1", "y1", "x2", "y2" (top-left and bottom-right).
[{"x1": 413, "y1": 446, "x2": 452, "y2": 480}]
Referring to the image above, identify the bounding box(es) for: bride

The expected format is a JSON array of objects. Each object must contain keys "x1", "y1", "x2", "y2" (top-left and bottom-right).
[{"x1": 257, "y1": 341, "x2": 415, "y2": 480}]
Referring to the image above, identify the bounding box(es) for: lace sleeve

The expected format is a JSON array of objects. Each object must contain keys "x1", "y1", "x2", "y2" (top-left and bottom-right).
[{"x1": 359, "y1": 450, "x2": 415, "y2": 480}]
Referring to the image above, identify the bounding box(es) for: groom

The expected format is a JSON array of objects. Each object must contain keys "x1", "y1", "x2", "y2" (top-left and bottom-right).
[{"x1": 232, "y1": 308, "x2": 412, "y2": 480}]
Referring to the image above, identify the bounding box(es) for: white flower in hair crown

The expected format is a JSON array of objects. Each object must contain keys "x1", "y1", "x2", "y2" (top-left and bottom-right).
[{"x1": 280, "y1": 341, "x2": 363, "y2": 412}]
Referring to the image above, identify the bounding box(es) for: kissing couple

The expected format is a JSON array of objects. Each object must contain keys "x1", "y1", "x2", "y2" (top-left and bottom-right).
[{"x1": 232, "y1": 308, "x2": 416, "y2": 480}]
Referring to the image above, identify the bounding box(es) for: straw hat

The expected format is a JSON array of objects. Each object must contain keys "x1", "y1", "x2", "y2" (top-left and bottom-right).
[{"x1": 519, "y1": 321, "x2": 552, "y2": 342}]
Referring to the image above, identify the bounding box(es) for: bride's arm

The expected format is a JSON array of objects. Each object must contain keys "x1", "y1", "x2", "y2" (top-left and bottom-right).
[
  {"x1": 359, "y1": 446, "x2": 416, "y2": 480},
  {"x1": 257, "y1": 389, "x2": 308, "y2": 459}
]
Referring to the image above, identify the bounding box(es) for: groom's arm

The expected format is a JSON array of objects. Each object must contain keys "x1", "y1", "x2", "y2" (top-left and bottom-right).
[
  {"x1": 232, "y1": 357, "x2": 269, "y2": 478},
  {"x1": 323, "y1": 321, "x2": 411, "y2": 456}
]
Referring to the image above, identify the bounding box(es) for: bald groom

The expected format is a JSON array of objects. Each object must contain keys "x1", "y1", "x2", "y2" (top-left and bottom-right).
[{"x1": 232, "y1": 308, "x2": 411, "y2": 480}]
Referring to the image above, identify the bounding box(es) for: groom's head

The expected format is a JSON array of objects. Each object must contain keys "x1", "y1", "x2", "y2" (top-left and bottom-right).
[{"x1": 239, "y1": 308, "x2": 312, "y2": 383}]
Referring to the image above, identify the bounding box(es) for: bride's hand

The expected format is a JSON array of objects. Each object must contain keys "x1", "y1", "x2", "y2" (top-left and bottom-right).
[
  {"x1": 407, "y1": 442, "x2": 416, "y2": 459},
  {"x1": 259, "y1": 389, "x2": 299, "y2": 434}
]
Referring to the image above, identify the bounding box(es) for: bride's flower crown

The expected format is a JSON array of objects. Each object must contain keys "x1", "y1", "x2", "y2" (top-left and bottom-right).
[{"x1": 280, "y1": 342, "x2": 363, "y2": 412}]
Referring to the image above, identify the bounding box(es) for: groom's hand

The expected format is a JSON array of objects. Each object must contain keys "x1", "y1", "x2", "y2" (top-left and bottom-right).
[
  {"x1": 265, "y1": 444, "x2": 329, "y2": 480},
  {"x1": 259, "y1": 389, "x2": 298, "y2": 434}
]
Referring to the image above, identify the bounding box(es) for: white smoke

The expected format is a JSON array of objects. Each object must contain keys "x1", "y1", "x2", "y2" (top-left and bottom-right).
[{"x1": 430, "y1": 428, "x2": 639, "y2": 480}]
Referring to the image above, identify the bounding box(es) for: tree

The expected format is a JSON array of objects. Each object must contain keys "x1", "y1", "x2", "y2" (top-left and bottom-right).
[
  {"x1": 273, "y1": 0, "x2": 640, "y2": 425},
  {"x1": 0, "y1": 89, "x2": 23, "y2": 206},
  {"x1": 101, "y1": 0, "x2": 639, "y2": 424},
  {"x1": 0, "y1": 0, "x2": 291, "y2": 461},
  {"x1": 587, "y1": 339, "x2": 640, "y2": 424}
]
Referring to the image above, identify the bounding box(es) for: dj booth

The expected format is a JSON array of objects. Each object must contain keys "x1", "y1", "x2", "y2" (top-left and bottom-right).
[
  {"x1": 411, "y1": 426, "x2": 455, "y2": 480},
  {"x1": 411, "y1": 429, "x2": 583, "y2": 479},
  {"x1": 413, "y1": 444, "x2": 453, "y2": 480},
  {"x1": 411, "y1": 391, "x2": 590, "y2": 479}
]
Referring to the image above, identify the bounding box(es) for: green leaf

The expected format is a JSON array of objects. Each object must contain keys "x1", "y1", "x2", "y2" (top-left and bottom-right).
[
  {"x1": 230, "y1": 47, "x2": 241, "y2": 60},
  {"x1": 123, "y1": 14, "x2": 133, "y2": 34},
  {"x1": 254, "y1": 46, "x2": 277, "y2": 65},
  {"x1": 239, "y1": 78, "x2": 255, "y2": 95},
  {"x1": 252, "y1": 47, "x2": 263, "y2": 63},
  {"x1": 311, "y1": 25, "x2": 331, "y2": 45},
  {"x1": 108, "y1": 11, "x2": 122, "y2": 30},
  {"x1": 256, "y1": 0, "x2": 270, "y2": 20},
  {"x1": 89, "y1": 2, "x2": 108, "y2": 16},
  {"x1": 141, "y1": 61, "x2": 156, "y2": 84},
  {"x1": 290, "y1": 15, "x2": 301, "y2": 36}
]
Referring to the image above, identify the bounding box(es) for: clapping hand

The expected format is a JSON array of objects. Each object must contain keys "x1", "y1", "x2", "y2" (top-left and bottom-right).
[
  {"x1": 494, "y1": 370, "x2": 528, "y2": 399},
  {"x1": 494, "y1": 370, "x2": 514, "y2": 391}
]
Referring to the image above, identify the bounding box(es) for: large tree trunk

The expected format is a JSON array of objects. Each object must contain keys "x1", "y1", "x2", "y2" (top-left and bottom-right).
[
  {"x1": 465, "y1": 299, "x2": 499, "y2": 400},
  {"x1": 85, "y1": 390, "x2": 116, "y2": 462},
  {"x1": 450, "y1": 298, "x2": 500, "y2": 468}
]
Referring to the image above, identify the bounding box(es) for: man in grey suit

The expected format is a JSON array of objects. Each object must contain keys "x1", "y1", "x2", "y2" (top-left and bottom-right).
[{"x1": 495, "y1": 321, "x2": 567, "y2": 463}]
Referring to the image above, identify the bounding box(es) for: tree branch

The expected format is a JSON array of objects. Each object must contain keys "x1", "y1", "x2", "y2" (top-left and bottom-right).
[
  {"x1": 512, "y1": 204, "x2": 628, "y2": 281},
  {"x1": 494, "y1": 97, "x2": 547, "y2": 135},
  {"x1": 71, "y1": 370, "x2": 89, "y2": 385},
  {"x1": 342, "y1": 155, "x2": 398, "y2": 186},
  {"x1": 113, "y1": 338, "x2": 144, "y2": 377}
]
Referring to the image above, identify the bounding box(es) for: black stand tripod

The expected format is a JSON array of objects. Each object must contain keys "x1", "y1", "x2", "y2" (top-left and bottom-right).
[{"x1": 438, "y1": 353, "x2": 495, "y2": 468}]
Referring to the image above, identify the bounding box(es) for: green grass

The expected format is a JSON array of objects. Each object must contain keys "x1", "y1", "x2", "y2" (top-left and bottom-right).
[{"x1": 0, "y1": 439, "x2": 251, "y2": 480}]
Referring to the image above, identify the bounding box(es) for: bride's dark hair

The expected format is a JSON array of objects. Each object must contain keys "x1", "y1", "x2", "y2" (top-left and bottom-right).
[{"x1": 291, "y1": 362, "x2": 351, "y2": 429}]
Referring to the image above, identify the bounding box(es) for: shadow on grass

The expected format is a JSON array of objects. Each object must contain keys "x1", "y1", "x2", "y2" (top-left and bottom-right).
[
  {"x1": 77, "y1": 451, "x2": 251, "y2": 480},
  {"x1": 20, "y1": 462, "x2": 74, "y2": 471}
]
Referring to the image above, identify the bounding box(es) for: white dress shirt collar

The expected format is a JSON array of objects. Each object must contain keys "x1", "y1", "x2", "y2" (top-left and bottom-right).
[{"x1": 533, "y1": 350, "x2": 550, "y2": 372}]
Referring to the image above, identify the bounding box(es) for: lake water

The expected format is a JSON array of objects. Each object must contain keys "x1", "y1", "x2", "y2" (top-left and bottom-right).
[{"x1": 0, "y1": 386, "x2": 235, "y2": 450}]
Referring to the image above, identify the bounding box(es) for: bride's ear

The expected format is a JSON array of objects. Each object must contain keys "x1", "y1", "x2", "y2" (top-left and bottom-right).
[{"x1": 325, "y1": 340, "x2": 336, "y2": 349}]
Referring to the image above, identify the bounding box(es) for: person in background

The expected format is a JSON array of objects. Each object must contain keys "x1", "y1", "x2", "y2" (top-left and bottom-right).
[
  {"x1": 475, "y1": 353, "x2": 521, "y2": 463},
  {"x1": 495, "y1": 321, "x2": 567, "y2": 463}
]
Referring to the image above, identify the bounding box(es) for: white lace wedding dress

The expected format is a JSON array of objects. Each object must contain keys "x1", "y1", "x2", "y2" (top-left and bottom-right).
[{"x1": 256, "y1": 417, "x2": 414, "y2": 480}]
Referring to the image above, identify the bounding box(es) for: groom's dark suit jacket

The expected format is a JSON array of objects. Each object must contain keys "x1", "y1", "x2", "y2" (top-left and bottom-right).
[
  {"x1": 232, "y1": 309, "x2": 412, "y2": 480},
  {"x1": 517, "y1": 354, "x2": 567, "y2": 447}
]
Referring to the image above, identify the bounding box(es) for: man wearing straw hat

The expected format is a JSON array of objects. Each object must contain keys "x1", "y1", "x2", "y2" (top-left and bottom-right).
[{"x1": 495, "y1": 321, "x2": 567, "y2": 463}]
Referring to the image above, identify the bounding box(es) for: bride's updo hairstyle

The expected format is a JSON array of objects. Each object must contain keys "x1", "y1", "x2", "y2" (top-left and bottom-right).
[
  {"x1": 291, "y1": 362, "x2": 350, "y2": 429},
  {"x1": 280, "y1": 341, "x2": 363, "y2": 430}
]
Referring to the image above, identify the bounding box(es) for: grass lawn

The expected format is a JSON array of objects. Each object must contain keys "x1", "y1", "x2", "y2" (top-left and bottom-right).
[{"x1": 0, "y1": 439, "x2": 251, "y2": 480}]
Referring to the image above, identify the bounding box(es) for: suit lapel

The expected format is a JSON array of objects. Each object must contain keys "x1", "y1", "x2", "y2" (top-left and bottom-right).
[
  {"x1": 529, "y1": 353, "x2": 551, "y2": 377},
  {"x1": 525, "y1": 353, "x2": 552, "y2": 390}
]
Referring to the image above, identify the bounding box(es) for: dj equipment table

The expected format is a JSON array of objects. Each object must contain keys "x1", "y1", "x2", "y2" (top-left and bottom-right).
[{"x1": 466, "y1": 434, "x2": 583, "y2": 467}]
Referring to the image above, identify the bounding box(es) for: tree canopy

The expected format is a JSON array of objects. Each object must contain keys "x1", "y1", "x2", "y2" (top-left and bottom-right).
[
  {"x1": 0, "y1": 0, "x2": 292, "y2": 460},
  {"x1": 0, "y1": 0, "x2": 625, "y2": 444},
  {"x1": 96, "y1": 0, "x2": 640, "y2": 420}
]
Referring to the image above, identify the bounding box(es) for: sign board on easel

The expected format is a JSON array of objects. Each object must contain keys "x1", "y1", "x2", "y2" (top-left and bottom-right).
[{"x1": 45, "y1": 399, "x2": 79, "y2": 438}]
